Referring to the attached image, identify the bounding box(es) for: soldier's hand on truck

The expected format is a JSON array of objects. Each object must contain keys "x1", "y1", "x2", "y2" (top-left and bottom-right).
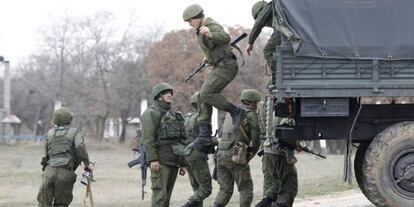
[{"x1": 245, "y1": 44, "x2": 253, "y2": 56}]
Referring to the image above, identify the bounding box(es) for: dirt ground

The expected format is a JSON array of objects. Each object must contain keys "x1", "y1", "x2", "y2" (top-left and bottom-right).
[{"x1": 0, "y1": 142, "x2": 372, "y2": 207}]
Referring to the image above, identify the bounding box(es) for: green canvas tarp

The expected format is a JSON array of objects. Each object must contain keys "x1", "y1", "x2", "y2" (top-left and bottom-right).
[{"x1": 274, "y1": 0, "x2": 414, "y2": 60}]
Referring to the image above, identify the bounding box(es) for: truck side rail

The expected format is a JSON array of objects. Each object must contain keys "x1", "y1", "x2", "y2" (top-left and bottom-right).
[{"x1": 275, "y1": 46, "x2": 414, "y2": 102}]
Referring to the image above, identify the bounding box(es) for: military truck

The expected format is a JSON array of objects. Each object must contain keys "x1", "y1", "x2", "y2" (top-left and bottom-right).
[{"x1": 266, "y1": 1, "x2": 414, "y2": 206}]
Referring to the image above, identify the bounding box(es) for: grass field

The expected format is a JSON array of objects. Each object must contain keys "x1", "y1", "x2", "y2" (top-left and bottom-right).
[{"x1": 0, "y1": 142, "x2": 358, "y2": 206}]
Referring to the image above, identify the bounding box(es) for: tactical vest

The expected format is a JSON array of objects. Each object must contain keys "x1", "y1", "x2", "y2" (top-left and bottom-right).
[
  {"x1": 184, "y1": 112, "x2": 198, "y2": 143},
  {"x1": 156, "y1": 110, "x2": 186, "y2": 145},
  {"x1": 218, "y1": 111, "x2": 251, "y2": 151},
  {"x1": 46, "y1": 126, "x2": 78, "y2": 169}
]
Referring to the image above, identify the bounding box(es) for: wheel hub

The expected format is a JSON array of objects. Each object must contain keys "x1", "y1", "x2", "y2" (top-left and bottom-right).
[{"x1": 392, "y1": 152, "x2": 414, "y2": 194}]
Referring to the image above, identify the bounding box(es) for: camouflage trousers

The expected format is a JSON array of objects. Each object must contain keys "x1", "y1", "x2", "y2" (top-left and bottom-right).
[
  {"x1": 185, "y1": 158, "x2": 212, "y2": 206},
  {"x1": 150, "y1": 164, "x2": 179, "y2": 207},
  {"x1": 263, "y1": 31, "x2": 280, "y2": 84},
  {"x1": 197, "y1": 59, "x2": 238, "y2": 124},
  {"x1": 214, "y1": 157, "x2": 253, "y2": 207},
  {"x1": 262, "y1": 153, "x2": 298, "y2": 207},
  {"x1": 37, "y1": 166, "x2": 77, "y2": 207}
]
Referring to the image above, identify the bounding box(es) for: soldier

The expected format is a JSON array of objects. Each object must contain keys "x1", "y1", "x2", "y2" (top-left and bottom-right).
[
  {"x1": 255, "y1": 116, "x2": 298, "y2": 207},
  {"x1": 37, "y1": 107, "x2": 91, "y2": 207},
  {"x1": 213, "y1": 89, "x2": 262, "y2": 207},
  {"x1": 182, "y1": 92, "x2": 212, "y2": 207},
  {"x1": 141, "y1": 82, "x2": 187, "y2": 207},
  {"x1": 183, "y1": 4, "x2": 244, "y2": 150},
  {"x1": 245, "y1": 1, "x2": 281, "y2": 83}
]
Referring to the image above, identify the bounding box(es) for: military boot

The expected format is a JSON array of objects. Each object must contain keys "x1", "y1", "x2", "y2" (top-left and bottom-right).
[
  {"x1": 229, "y1": 106, "x2": 245, "y2": 126},
  {"x1": 186, "y1": 123, "x2": 214, "y2": 150},
  {"x1": 255, "y1": 196, "x2": 274, "y2": 207},
  {"x1": 181, "y1": 200, "x2": 200, "y2": 207}
]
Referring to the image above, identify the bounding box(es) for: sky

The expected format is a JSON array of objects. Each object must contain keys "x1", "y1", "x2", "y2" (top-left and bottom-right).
[{"x1": 0, "y1": 0, "x2": 257, "y2": 64}]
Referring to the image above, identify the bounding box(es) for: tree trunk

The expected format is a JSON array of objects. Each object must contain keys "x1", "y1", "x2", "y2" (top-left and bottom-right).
[
  {"x1": 95, "y1": 114, "x2": 108, "y2": 141},
  {"x1": 118, "y1": 110, "x2": 128, "y2": 143}
]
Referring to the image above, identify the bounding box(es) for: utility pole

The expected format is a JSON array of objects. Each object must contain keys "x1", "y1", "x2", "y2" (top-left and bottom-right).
[{"x1": 3, "y1": 59, "x2": 11, "y2": 144}]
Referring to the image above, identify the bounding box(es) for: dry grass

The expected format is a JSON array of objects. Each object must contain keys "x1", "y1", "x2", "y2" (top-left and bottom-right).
[{"x1": 0, "y1": 142, "x2": 358, "y2": 207}]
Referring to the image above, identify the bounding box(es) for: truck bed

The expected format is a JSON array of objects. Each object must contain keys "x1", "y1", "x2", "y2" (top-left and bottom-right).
[{"x1": 274, "y1": 46, "x2": 414, "y2": 102}]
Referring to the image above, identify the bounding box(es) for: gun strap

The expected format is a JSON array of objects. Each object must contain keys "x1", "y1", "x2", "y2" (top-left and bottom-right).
[
  {"x1": 239, "y1": 125, "x2": 250, "y2": 144},
  {"x1": 232, "y1": 45, "x2": 245, "y2": 68},
  {"x1": 84, "y1": 183, "x2": 94, "y2": 207}
]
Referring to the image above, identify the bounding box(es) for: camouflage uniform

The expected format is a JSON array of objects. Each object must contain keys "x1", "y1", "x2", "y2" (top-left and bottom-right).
[
  {"x1": 183, "y1": 4, "x2": 242, "y2": 151},
  {"x1": 256, "y1": 116, "x2": 298, "y2": 207},
  {"x1": 37, "y1": 107, "x2": 90, "y2": 207},
  {"x1": 141, "y1": 83, "x2": 187, "y2": 207},
  {"x1": 182, "y1": 92, "x2": 212, "y2": 207},
  {"x1": 214, "y1": 89, "x2": 262, "y2": 207},
  {"x1": 248, "y1": 1, "x2": 281, "y2": 83}
]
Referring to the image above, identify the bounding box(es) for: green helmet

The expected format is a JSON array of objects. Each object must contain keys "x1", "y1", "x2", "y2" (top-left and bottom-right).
[
  {"x1": 183, "y1": 4, "x2": 203, "y2": 21},
  {"x1": 251, "y1": 1, "x2": 267, "y2": 19},
  {"x1": 190, "y1": 92, "x2": 199, "y2": 104},
  {"x1": 152, "y1": 82, "x2": 173, "y2": 100},
  {"x1": 241, "y1": 89, "x2": 262, "y2": 102},
  {"x1": 53, "y1": 107, "x2": 73, "y2": 126}
]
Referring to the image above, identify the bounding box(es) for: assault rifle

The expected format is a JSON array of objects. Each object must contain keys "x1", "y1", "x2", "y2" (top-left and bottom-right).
[
  {"x1": 280, "y1": 140, "x2": 326, "y2": 164},
  {"x1": 127, "y1": 146, "x2": 148, "y2": 200},
  {"x1": 183, "y1": 32, "x2": 248, "y2": 82},
  {"x1": 298, "y1": 145, "x2": 327, "y2": 159}
]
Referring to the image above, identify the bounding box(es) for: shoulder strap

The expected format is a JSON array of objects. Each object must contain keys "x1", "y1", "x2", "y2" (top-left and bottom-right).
[{"x1": 237, "y1": 112, "x2": 251, "y2": 144}]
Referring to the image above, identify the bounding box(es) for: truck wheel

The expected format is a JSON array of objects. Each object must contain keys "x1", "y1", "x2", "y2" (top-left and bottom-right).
[
  {"x1": 354, "y1": 143, "x2": 374, "y2": 203},
  {"x1": 363, "y1": 121, "x2": 414, "y2": 207}
]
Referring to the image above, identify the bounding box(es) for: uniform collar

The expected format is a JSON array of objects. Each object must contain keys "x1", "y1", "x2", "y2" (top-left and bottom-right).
[{"x1": 154, "y1": 100, "x2": 171, "y2": 111}]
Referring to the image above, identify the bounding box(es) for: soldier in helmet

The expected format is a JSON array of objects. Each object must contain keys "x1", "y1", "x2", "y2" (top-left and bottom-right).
[
  {"x1": 181, "y1": 92, "x2": 212, "y2": 207},
  {"x1": 141, "y1": 82, "x2": 187, "y2": 207},
  {"x1": 255, "y1": 113, "x2": 298, "y2": 207},
  {"x1": 255, "y1": 121, "x2": 298, "y2": 207},
  {"x1": 37, "y1": 107, "x2": 91, "y2": 207},
  {"x1": 213, "y1": 89, "x2": 262, "y2": 207},
  {"x1": 183, "y1": 4, "x2": 244, "y2": 151},
  {"x1": 246, "y1": 1, "x2": 281, "y2": 84}
]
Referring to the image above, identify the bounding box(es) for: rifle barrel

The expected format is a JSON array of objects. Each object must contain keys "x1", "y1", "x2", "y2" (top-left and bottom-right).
[{"x1": 231, "y1": 32, "x2": 247, "y2": 46}]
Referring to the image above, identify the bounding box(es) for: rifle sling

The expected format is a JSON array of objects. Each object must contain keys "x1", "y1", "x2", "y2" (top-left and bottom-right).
[{"x1": 232, "y1": 45, "x2": 245, "y2": 68}]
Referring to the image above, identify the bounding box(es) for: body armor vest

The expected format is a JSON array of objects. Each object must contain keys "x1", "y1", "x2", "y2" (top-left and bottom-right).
[
  {"x1": 157, "y1": 111, "x2": 186, "y2": 144},
  {"x1": 47, "y1": 126, "x2": 78, "y2": 169}
]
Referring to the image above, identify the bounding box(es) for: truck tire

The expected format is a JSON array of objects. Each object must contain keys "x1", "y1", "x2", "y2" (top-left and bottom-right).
[
  {"x1": 363, "y1": 121, "x2": 414, "y2": 207},
  {"x1": 354, "y1": 143, "x2": 374, "y2": 203}
]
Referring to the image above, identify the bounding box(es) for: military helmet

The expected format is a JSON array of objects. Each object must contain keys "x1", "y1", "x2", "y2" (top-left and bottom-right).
[
  {"x1": 53, "y1": 107, "x2": 73, "y2": 126},
  {"x1": 152, "y1": 82, "x2": 174, "y2": 100},
  {"x1": 241, "y1": 89, "x2": 262, "y2": 102},
  {"x1": 183, "y1": 4, "x2": 203, "y2": 21},
  {"x1": 190, "y1": 92, "x2": 199, "y2": 104},
  {"x1": 251, "y1": 1, "x2": 268, "y2": 19}
]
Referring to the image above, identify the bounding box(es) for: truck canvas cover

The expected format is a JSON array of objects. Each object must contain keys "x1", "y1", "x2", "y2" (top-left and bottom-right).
[{"x1": 274, "y1": 0, "x2": 414, "y2": 60}]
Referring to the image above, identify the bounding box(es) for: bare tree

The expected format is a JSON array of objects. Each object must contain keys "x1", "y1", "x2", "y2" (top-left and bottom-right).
[{"x1": 13, "y1": 12, "x2": 160, "y2": 142}]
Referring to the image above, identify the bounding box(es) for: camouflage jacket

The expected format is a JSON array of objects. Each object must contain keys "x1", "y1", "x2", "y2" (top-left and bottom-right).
[
  {"x1": 141, "y1": 101, "x2": 186, "y2": 167},
  {"x1": 196, "y1": 17, "x2": 234, "y2": 65},
  {"x1": 248, "y1": 2, "x2": 280, "y2": 45}
]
